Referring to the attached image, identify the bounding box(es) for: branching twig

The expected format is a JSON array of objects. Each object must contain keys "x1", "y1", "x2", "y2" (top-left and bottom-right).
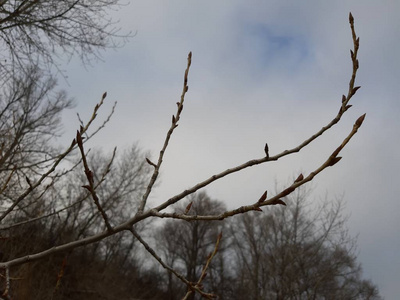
[
  {"x1": 76, "y1": 130, "x2": 113, "y2": 232},
  {"x1": 150, "y1": 13, "x2": 361, "y2": 214},
  {"x1": 129, "y1": 228, "x2": 196, "y2": 291},
  {"x1": 0, "y1": 92, "x2": 109, "y2": 222},
  {"x1": 0, "y1": 167, "x2": 15, "y2": 195},
  {"x1": 137, "y1": 52, "x2": 192, "y2": 214},
  {"x1": 77, "y1": 99, "x2": 117, "y2": 141},
  {"x1": 129, "y1": 227, "x2": 217, "y2": 299},
  {"x1": 1, "y1": 267, "x2": 10, "y2": 299},
  {"x1": 0, "y1": 154, "x2": 114, "y2": 231},
  {"x1": 153, "y1": 113, "x2": 365, "y2": 221},
  {"x1": 0, "y1": 18, "x2": 364, "y2": 299},
  {"x1": 182, "y1": 232, "x2": 222, "y2": 300}
]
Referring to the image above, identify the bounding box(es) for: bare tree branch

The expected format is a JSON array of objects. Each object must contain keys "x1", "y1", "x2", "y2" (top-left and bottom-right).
[
  {"x1": 182, "y1": 232, "x2": 222, "y2": 300},
  {"x1": 137, "y1": 51, "x2": 192, "y2": 214},
  {"x1": 76, "y1": 130, "x2": 114, "y2": 232},
  {"x1": 0, "y1": 91, "x2": 108, "y2": 222},
  {"x1": 0, "y1": 17, "x2": 369, "y2": 300}
]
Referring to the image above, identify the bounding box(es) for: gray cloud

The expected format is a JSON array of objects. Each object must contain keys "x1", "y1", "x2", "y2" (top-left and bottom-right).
[{"x1": 59, "y1": 1, "x2": 400, "y2": 297}]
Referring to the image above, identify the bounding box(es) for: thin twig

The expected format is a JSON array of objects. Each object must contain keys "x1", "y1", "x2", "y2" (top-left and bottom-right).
[
  {"x1": 76, "y1": 130, "x2": 113, "y2": 232},
  {"x1": 151, "y1": 16, "x2": 361, "y2": 214},
  {"x1": 1, "y1": 267, "x2": 10, "y2": 298},
  {"x1": 0, "y1": 92, "x2": 109, "y2": 222},
  {"x1": 77, "y1": 100, "x2": 117, "y2": 141},
  {"x1": 0, "y1": 155, "x2": 114, "y2": 231},
  {"x1": 182, "y1": 233, "x2": 222, "y2": 300},
  {"x1": 130, "y1": 228, "x2": 198, "y2": 292},
  {"x1": 0, "y1": 17, "x2": 363, "y2": 285},
  {"x1": 154, "y1": 113, "x2": 365, "y2": 222},
  {"x1": 137, "y1": 52, "x2": 192, "y2": 214}
]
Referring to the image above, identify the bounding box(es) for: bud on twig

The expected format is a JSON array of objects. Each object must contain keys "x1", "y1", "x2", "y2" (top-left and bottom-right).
[
  {"x1": 351, "y1": 86, "x2": 361, "y2": 96},
  {"x1": 349, "y1": 12, "x2": 354, "y2": 24},
  {"x1": 355, "y1": 113, "x2": 366, "y2": 127},
  {"x1": 185, "y1": 202, "x2": 193, "y2": 214},
  {"x1": 258, "y1": 190, "x2": 268, "y2": 203},
  {"x1": 272, "y1": 199, "x2": 286, "y2": 206},
  {"x1": 294, "y1": 173, "x2": 304, "y2": 183},
  {"x1": 329, "y1": 156, "x2": 342, "y2": 167},
  {"x1": 264, "y1": 143, "x2": 269, "y2": 158}
]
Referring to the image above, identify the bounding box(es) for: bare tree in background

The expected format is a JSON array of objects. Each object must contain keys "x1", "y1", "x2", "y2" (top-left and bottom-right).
[
  {"x1": 0, "y1": 5, "x2": 378, "y2": 298},
  {"x1": 229, "y1": 187, "x2": 381, "y2": 300},
  {"x1": 1, "y1": 146, "x2": 155, "y2": 299},
  {"x1": 155, "y1": 192, "x2": 230, "y2": 299},
  {"x1": 0, "y1": 0, "x2": 128, "y2": 78},
  {"x1": 0, "y1": 67, "x2": 73, "y2": 222}
]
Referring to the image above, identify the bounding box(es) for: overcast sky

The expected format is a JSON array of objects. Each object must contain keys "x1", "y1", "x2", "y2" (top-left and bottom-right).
[{"x1": 59, "y1": 1, "x2": 399, "y2": 298}]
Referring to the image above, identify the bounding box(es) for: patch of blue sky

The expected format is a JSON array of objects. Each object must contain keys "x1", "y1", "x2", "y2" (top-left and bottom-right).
[{"x1": 237, "y1": 22, "x2": 313, "y2": 76}]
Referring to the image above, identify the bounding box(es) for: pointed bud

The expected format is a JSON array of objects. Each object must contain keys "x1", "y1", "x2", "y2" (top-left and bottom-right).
[
  {"x1": 254, "y1": 207, "x2": 263, "y2": 212},
  {"x1": 264, "y1": 143, "x2": 269, "y2": 158},
  {"x1": 352, "y1": 86, "x2": 361, "y2": 95},
  {"x1": 188, "y1": 52, "x2": 192, "y2": 67},
  {"x1": 345, "y1": 105, "x2": 352, "y2": 111},
  {"x1": 349, "y1": 12, "x2": 354, "y2": 23},
  {"x1": 342, "y1": 95, "x2": 346, "y2": 103},
  {"x1": 355, "y1": 113, "x2": 366, "y2": 127},
  {"x1": 102, "y1": 92, "x2": 107, "y2": 100},
  {"x1": 185, "y1": 202, "x2": 193, "y2": 214},
  {"x1": 329, "y1": 156, "x2": 342, "y2": 167},
  {"x1": 294, "y1": 173, "x2": 304, "y2": 183},
  {"x1": 273, "y1": 199, "x2": 286, "y2": 206},
  {"x1": 258, "y1": 190, "x2": 268, "y2": 203}
]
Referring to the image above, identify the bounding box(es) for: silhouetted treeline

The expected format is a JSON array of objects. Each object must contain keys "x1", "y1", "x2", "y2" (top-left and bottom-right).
[{"x1": 2, "y1": 188, "x2": 381, "y2": 299}]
